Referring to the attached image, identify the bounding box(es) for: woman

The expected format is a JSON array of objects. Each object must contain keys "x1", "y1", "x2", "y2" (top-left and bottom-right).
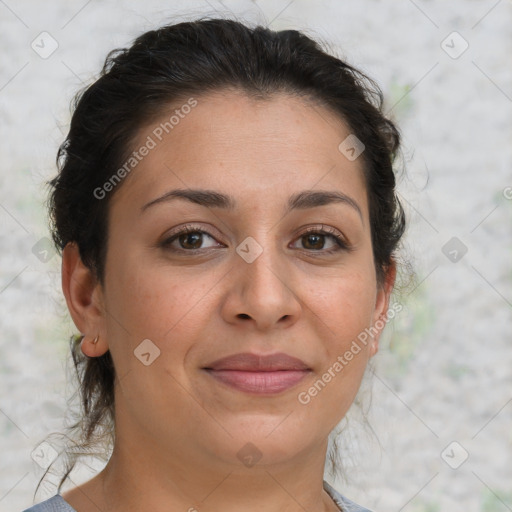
[{"x1": 23, "y1": 17, "x2": 405, "y2": 512}]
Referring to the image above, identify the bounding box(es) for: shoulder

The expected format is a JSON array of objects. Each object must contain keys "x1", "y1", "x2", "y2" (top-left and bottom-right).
[
  {"x1": 323, "y1": 480, "x2": 374, "y2": 512},
  {"x1": 22, "y1": 494, "x2": 76, "y2": 512},
  {"x1": 26, "y1": 485, "x2": 369, "y2": 512}
]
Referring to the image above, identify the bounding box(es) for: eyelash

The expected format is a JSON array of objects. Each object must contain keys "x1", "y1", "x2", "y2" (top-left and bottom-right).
[{"x1": 160, "y1": 224, "x2": 351, "y2": 255}]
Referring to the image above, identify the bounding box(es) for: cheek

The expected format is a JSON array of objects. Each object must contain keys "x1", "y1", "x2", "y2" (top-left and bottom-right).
[
  {"x1": 297, "y1": 298, "x2": 374, "y2": 427},
  {"x1": 101, "y1": 256, "x2": 212, "y2": 415},
  {"x1": 308, "y1": 268, "x2": 377, "y2": 339},
  {"x1": 103, "y1": 252, "x2": 220, "y2": 353},
  {"x1": 303, "y1": 270, "x2": 376, "y2": 397}
]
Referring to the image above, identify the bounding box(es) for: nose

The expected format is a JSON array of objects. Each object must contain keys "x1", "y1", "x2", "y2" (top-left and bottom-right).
[{"x1": 220, "y1": 237, "x2": 302, "y2": 332}]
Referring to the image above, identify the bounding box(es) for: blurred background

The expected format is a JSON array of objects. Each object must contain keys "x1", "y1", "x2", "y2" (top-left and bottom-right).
[{"x1": 1, "y1": 1, "x2": 511, "y2": 511}]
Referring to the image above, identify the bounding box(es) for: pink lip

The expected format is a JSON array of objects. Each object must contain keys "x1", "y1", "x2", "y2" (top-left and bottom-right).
[
  {"x1": 204, "y1": 352, "x2": 311, "y2": 371},
  {"x1": 205, "y1": 369, "x2": 310, "y2": 394},
  {"x1": 203, "y1": 352, "x2": 311, "y2": 394}
]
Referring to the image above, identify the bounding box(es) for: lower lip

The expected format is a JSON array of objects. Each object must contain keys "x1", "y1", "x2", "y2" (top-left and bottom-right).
[{"x1": 204, "y1": 369, "x2": 310, "y2": 394}]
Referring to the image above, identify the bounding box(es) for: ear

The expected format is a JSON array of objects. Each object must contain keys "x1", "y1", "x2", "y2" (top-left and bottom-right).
[
  {"x1": 61, "y1": 242, "x2": 109, "y2": 357},
  {"x1": 368, "y1": 261, "x2": 397, "y2": 357}
]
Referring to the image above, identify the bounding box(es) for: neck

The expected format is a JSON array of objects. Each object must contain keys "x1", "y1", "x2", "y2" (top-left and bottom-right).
[{"x1": 95, "y1": 428, "x2": 339, "y2": 512}]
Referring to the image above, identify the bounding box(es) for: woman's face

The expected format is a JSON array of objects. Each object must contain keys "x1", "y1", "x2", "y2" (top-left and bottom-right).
[{"x1": 91, "y1": 89, "x2": 394, "y2": 469}]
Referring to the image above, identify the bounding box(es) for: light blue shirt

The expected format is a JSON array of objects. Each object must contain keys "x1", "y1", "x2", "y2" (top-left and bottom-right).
[{"x1": 22, "y1": 480, "x2": 372, "y2": 511}]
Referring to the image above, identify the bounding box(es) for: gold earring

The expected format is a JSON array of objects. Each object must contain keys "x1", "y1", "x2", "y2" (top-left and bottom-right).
[{"x1": 92, "y1": 335, "x2": 99, "y2": 344}]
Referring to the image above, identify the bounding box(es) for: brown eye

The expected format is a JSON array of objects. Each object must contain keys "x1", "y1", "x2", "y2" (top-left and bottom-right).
[
  {"x1": 302, "y1": 233, "x2": 326, "y2": 250},
  {"x1": 160, "y1": 226, "x2": 221, "y2": 252},
  {"x1": 177, "y1": 232, "x2": 204, "y2": 250},
  {"x1": 291, "y1": 226, "x2": 350, "y2": 254}
]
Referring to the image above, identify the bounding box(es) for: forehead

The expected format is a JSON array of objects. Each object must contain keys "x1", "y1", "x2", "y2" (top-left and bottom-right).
[{"x1": 110, "y1": 88, "x2": 368, "y2": 215}]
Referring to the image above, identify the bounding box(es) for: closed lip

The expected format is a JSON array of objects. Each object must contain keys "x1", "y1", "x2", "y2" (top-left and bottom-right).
[{"x1": 203, "y1": 352, "x2": 311, "y2": 371}]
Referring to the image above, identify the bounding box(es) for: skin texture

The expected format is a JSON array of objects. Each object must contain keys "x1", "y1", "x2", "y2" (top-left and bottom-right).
[{"x1": 61, "y1": 89, "x2": 395, "y2": 512}]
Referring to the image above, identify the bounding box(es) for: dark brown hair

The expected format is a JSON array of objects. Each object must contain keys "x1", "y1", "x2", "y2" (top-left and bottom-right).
[{"x1": 39, "y1": 16, "x2": 405, "y2": 495}]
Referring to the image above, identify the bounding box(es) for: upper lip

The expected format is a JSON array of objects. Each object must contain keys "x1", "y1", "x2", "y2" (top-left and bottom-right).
[{"x1": 203, "y1": 352, "x2": 311, "y2": 371}]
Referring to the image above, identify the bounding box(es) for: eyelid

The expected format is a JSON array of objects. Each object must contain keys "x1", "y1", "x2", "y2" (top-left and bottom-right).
[
  {"x1": 163, "y1": 223, "x2": 224, "y2": 242},
  {"x1": 298, "y1": 224, "x2": 349, "y2": 243}
]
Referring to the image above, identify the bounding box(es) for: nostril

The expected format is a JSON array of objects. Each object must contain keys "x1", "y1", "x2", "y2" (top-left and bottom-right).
[{"x1": 238, "y1": 313, "x2": 251, "y2": 319}]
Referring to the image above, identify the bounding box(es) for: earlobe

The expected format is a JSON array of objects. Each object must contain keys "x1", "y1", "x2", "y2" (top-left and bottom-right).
[
  {"x1": 62, "y1": 243, "x2": 108, "y2": 356},
  {"x1": 80, "y1": 333, "x2": 108, "y2": 358}
]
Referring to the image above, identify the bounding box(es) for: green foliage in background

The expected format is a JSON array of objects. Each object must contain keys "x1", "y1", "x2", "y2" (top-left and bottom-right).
[{"x1": 481, "y1": 487, "x2": 512, "y2": 512}]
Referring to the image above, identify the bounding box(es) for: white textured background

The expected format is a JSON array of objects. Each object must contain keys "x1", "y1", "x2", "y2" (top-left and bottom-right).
[{"x1": 1, "y1": 1, "x2": 511, "y2": 511}]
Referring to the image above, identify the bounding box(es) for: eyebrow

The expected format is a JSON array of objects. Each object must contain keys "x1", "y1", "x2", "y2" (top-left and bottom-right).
[{"x1": 141, "y1": 188, "x2": 363, "y2": 220}]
